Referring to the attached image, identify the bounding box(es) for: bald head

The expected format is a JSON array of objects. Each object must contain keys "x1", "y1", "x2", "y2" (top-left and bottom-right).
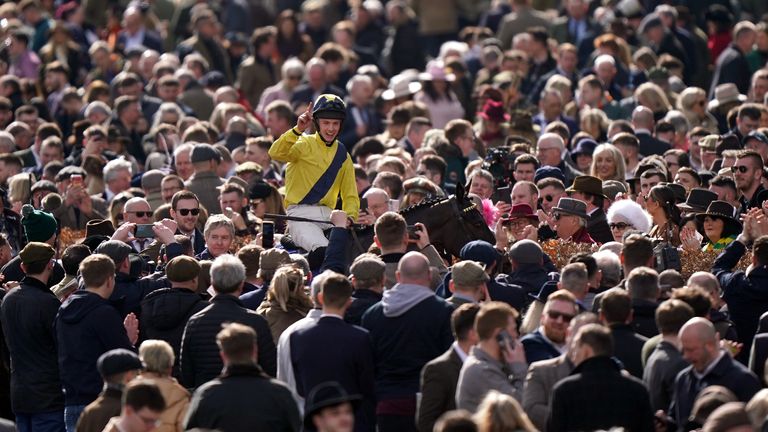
[
  {"x1": 123, "y1": 197, "x2": 152, "y2": 223},
  {"x1": 632, "y1": 106, "x2": 654, "y2": 130},
  {"x1": 396, "y1": 252, "x2": 431, "y2": 285},
  {"x1": 687, "y1": 272, "x2": 720, "y2": 297},
  {"x1": 679, "y1": 317, "x2": 717, "y2": 344}
]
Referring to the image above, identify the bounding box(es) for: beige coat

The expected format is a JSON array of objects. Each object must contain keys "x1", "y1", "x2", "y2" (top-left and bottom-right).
[{"x1": 139, "y1": 373, "x2": 190, "y2": 432}]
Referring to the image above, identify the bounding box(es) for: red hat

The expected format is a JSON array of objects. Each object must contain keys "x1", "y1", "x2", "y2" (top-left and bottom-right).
[
  {"x1": 507, "y1": 203, "x2": 539, "y2": 222},
  {"x1": 478, "y1": 99, "x2": 510, "y2": 123}
]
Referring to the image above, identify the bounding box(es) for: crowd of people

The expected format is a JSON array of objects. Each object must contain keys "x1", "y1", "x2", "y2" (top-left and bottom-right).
[{"x1": 1, "y1": 0, "x2": 768, "y2": 431}]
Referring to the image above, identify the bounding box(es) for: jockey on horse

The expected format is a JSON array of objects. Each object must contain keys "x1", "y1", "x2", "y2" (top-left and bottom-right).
[{"x1": 268, "y1": 94, "x2": 360, "y2": 256}]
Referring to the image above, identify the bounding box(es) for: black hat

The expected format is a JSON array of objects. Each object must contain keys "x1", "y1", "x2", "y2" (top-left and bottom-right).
[
  {"x1": 695, "y1": 200, "x2": 741, "y2": 237},
  {"x1": 528, "y1": 273, "x2": 561, "y2": 303},
  {"x1": 249, "y1": 181, "x2": 273, "y2": 200},
  {"x1": 664, "y1": 182, "x2": 687, "y2": 204},
  {"x1": 677, "y1": 188, "x2": 718, "y2": 213},
  {"x1": 745, "y1": 131, "x2": 768, "y2": 146},
  {"x1": 190, "y1": 143, "x2": 222, "y2": 163},
  {"x1": 304, "y1": 382, "x2": 361, "y2": 429},
  {"x1": 97, "y1": 348, "x2": 142, "y2": 378}
]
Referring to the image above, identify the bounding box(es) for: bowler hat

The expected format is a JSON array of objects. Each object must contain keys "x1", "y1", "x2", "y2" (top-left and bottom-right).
[
  {"x1": 552, "y1": 197, "x2": 588, "y2": 219},
  {"x1": 304, "y1": 382, "x2": 361, "y2": 429},
  {"x1": 677, "y1": 188, "x2": 717, "y2": 213},
  {"x1": 565, "y1": 176, "x2": 608, "y2": 199}
]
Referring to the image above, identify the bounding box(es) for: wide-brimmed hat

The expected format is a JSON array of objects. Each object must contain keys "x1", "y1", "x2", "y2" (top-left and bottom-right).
[
  {"x1": 419, "y1": 60, "x2": 455, "y2": 82},
  {"x1": 695, "y1": 200, "x2": 741, "y2": 236},
  {"x1": 677, "y1": 188, "x2": 717, "y2": 213},
  {"x1": 506, "y1": 203, "x2": 539, "y2": 223},
  {"x1": 565, "y1": 175, "x2": 608, "y2": 199},
  {"x1": 478, "y1": 99, "x2": 509, "y2": 123},
  {"x1": 552, "y1": 197, "x2": 588, "y2": 219},
  {"x1": 304, "y1": 382, "x2": 361, "y2": 429},
  {"x1": 381, "y1": 74, "x2": 422, "y2": 101},
  {"x1": 708, "y1": 83, "x2": 746, "y2": 110}
]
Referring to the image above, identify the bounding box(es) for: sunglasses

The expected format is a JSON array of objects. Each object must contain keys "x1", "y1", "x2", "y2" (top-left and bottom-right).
[
  {"x1": 543, "y1": 195, "x2": 555, "y2": 202},
  {"x1": 547, "y1": 310, "x2": 575, "y2": 322},
  {"x1": 128, "y1": 211, "x2": 152, "y2": 218},
  {"x1": 609, "y1": 222, "x2": 632, "y2": 230},
  {"x1": 177, "y1": 208, "x2": 200, "y2": 216},
  {"x1": 731, "y1": 165, "x2": 749, "y2": 174},
  {"x1": 287, "y1": 75, "x2": 303, "y2": 81}
]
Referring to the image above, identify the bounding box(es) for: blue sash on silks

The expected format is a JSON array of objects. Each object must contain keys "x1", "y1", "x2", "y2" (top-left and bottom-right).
[{"x1": 299, "y1": 141, "x2": 348, "y2": 205}]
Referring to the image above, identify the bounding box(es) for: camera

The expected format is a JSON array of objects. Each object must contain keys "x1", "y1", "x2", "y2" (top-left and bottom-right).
[{"x1": 653, "y1": 240, "x2": 681, "y2": 272}]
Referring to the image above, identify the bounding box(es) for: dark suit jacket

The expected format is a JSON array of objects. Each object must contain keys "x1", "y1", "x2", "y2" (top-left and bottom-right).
[
  {"x1": 643, "y1": 340, "x2": 687, "y2": 413},
  {"x1": 750, "y1": 334, "x2": 768, "y2": 386},
  {"x1": 290, "y1": 316, "x2": 375, "y2": 432},
  {"x1": 12, "y1": 148, "x2": 35, "y2": 169},
  {"x1": 446, "y1": 296, "x2": 474, "y2": 308},
  {"x1": 521, "y1": 329, "x2": 562, "y2": 364},
  {"x1": 710, "y1": 44, "x2": 752, "y2": 97},
  {"x1": 339, "y1": 102, "x2": 383, "y2": 149},
  {"x1": 418, "y1": 347, "x2": 463, "y2": 432},
  {"x1": 611, "y1": 324, "x2": 648, "y2": 379},
  {"x1": 587, "y1": 208, "x2": 612, "y2": 244},
  {"x1": 636, "y1": 131, "x2": 670, "y2": 157}
]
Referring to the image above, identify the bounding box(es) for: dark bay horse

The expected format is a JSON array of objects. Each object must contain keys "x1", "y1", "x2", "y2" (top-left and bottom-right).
[{"x1": 347, "y1": 184, "x2": 495, "y2": 259}]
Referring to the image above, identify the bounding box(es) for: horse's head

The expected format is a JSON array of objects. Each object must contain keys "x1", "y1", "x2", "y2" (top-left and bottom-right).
[{"x1": 451, "y1": 183, "x2": 496, "y2": 251}]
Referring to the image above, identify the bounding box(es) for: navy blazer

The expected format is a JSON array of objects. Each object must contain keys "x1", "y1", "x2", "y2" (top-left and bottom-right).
[
  {"x1": 290, "y1": 316, "x2": 376, "y2": 432},
  {"x1": 116, "y1": 29, "x2": 164, "y2": 54},
  {"x1": 521, "y1": 329, "x2": 562, "y2": 363}
]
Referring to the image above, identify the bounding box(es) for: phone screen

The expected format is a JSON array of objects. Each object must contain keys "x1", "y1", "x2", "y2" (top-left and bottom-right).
[
  {"x1": 496, "y1": 329, "x2": 515, "y2": 350},
  {"x1": 360, "y1": 197, "x2": 368, "y2": 212},
  {"x1": 135, "y1": 224, "x2": 154, "y2": 238},
  {"x1": 262, "y1": 221, "x2": 274, "y2": 249}
]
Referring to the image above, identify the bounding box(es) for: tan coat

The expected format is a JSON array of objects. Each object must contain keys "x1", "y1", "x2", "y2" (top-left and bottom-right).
[{"x1": 139, "y1": 373, "x2": 190, "y2": 432}]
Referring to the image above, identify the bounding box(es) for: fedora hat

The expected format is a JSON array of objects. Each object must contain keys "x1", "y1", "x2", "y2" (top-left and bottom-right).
[
  {"x1": 677, "y1": 188, "x2": 718, "y2": 213},
  {"x1": 478, "y1": 99, "x2": 509, "y2": 123},
  {"x1": 708, "y1": 83, "x2": 746, "y2": 110},
  {"x1": 304, "y1": 382, "x2": 361, "y2": 429},
  {"x1": 565, "y1": 175, "x2": 607, "y2": 199},
  {"x1": 419, "y1": 60, "x2": 455, "y2": 82},
  {"x1": 552, "y1": 197, "x2": 588, "y2": 219},
  {"x1": 695, "y1": 200, "x2": 741, "y2": 236},
  {"x1": 381, "y1": 74, "x2": 422, "y2": 101}
]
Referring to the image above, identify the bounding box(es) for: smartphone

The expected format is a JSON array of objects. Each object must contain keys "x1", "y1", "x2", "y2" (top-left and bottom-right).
[
  {"x1": 407, "y1": 224, "x2": 420, "y2": 240},
  {"x1": 492, "y1": 185, "x2": 511, "y2": 204},
  {"x1": 135, "y1": 224, "x2": 154, "y2": 238},
  {"x1": 496, "y1": 329, "x2": 515, "y2": 350},
  {"x1": 360, "y1": 197, "x2": 368, "y2": 212},
  {"x1": 262, "y1": 221, "x2": 274, "y2": 249},
  {"x1": 71, "y1": 174, "x2": 83, "y2": 187}
]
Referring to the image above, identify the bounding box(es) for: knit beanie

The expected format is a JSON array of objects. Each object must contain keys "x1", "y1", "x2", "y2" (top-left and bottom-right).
[{"x1": 21, "y1": 204, "x2": 58, "y2": 243}]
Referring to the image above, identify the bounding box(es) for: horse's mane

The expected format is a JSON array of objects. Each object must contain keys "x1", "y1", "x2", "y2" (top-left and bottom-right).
[{"x1": 399, "y1": 195, "x2": 449, "y2": 215}]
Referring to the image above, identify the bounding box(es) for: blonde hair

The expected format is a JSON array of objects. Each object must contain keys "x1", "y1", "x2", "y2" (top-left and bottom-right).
[
  {"x1": 474, "y1": 391, "x2": 537, "y2": 432},
  {"x1": 7, "y1": 172, "x2": 32, "y2": 205},
  {"x1": 139, "y1": 339, "x2": 175, "y2": 375},
  {"x1": 262, "y1": 266, "x2": 308, "y2": 312},
  {"x1": 677, "y1": 87, "x2": 706, "y2": 112},
  {"x1": 579, "y1": 107, "x2": 609, "y2": 139},
  {"x1": 590, "y1": 143, "x2": 627, "y2": 183},
  {"x1": 635, "y1": 82, "x2": 672, "y2": 113}
]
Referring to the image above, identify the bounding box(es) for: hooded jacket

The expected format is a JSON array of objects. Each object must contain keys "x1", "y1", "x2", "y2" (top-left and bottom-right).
[
  {"x1": 361, "y1": 283, "x2": 453, "y2": 400},
  {"x1": 141, "y1": 288, "x2": 208, "y2": 375},
  {"x1": 55, "y1": 290, "x2": 134, "y2": 406}
]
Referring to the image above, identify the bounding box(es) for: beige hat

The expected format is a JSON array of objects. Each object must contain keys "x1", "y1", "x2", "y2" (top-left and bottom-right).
[
  {"x1": 452, "y1": 261, "x2": 489, "y2": 287},
  {"x1": 708, "y1": 83, "x2": 746, "y2": 110}
]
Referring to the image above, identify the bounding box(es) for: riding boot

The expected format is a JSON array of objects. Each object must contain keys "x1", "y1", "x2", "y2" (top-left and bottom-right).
[{"x1": 307, "y1": 247, "x2": 327, "y2": 274}]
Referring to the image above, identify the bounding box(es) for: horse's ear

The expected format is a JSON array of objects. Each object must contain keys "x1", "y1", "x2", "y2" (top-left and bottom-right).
[{"x1": 455, "y1": 182, "x2": 465, "y2": 202}]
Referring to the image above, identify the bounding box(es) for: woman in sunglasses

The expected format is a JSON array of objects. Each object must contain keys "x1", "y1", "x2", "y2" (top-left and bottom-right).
[
  {"x1": 677, "y1": 87, "x2": 718, "y2": 133},
  {"x1": 606, "y1": 199, "x2": 652, "y2": 243}
]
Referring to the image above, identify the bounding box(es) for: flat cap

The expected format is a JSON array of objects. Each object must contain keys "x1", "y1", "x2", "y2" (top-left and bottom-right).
[
  {"x1": 190, "y1": 143, "x2": 221, "y2": 163},
  {"x1": 19, "y1": 241, "x2": 55, "y2": 265},
  {"x1": 166, "y1": 256, "x2": 201, "y2": 282},
  {"x1": 452, "y1": 260, "x2": 489, "y2": 287},
  {"x1": 97, "y1": 348, "x2": 142, "y2": 378},
  {"x1": 350, "y1": 255, "x2": 385, "y2": 282},
  {"x1": 141, "y1": 169, "x2": 165, "y2": 191}
]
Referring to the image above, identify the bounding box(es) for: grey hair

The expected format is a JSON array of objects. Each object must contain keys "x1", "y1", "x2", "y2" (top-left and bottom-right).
[
  {"x1": 281, "y1": 57, "x2": 305, "y2": 78},
  {"x1": 310, "y1": 270, "x2": 336, "y2": 304},
  {"x1": 204, "y1": 214, "x2": 235, "y2": 238},
  {"x1": 173, "y1": 143, "x2": 194, "y2": 159},
  {"x1": 663, "y1": 110, "x2": 690, "y2": 136},
  {"x1": 210, "y1": 254, "x2": 246, "y2": 294},
  {"x1": 593, "y1": 250, "x2": 621, "y2": 287},
  {"x1": 84, "y1": 101, "x2": 112, "y2": 119},
  {"x1": 346, "y1": 74, "x2": 373, "y2": 94},
  {"x1": 0, "y1": 131, "x2": 15, "y2": 153},
  {"x1": 103, "y1": 158, "x2": 133, "y2": 183}
]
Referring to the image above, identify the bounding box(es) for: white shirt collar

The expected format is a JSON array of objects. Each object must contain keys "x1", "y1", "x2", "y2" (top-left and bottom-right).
[
  {"x1": 320, "y1": 313, "x2": 344, "y2": 320},
  {"x1": 452, "y1": 341, "x2": 469, "y2": 363}
]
